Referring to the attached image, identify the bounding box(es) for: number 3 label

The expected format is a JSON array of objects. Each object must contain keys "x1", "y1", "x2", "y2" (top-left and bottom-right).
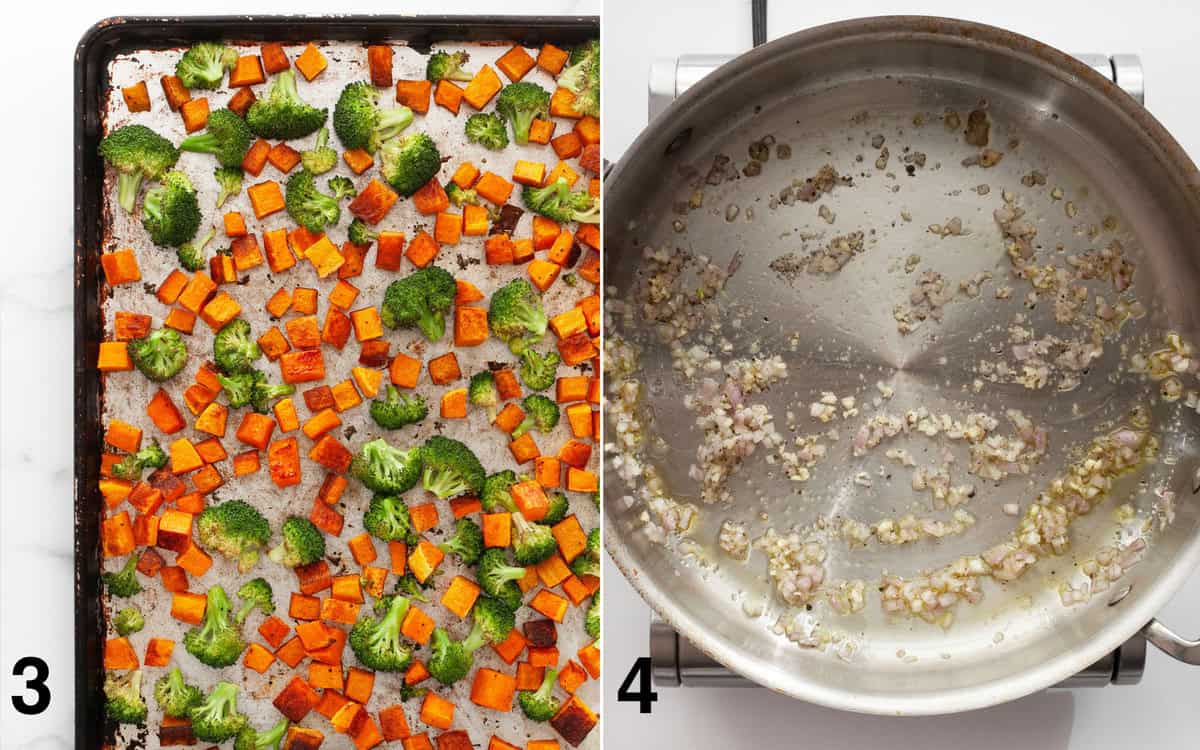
[{"x1": 11, "y1": 657, "x2": 50, "y2": 715}]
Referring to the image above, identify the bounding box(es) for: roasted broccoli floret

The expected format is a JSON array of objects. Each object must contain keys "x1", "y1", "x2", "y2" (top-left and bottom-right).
[
  {"x1": 102, "y1": 556, "x2": 143, "y2": 598},
  {"x1": 473, "y1": 595, "x2": 516, "y2": 644},
  {"x1": 113, "y1": 606, "x2": 144, "y2": 636},
  {"x1": 425, "y1": 51, "x2": 474, "y2": 82},
  {"x1": 585, "y1": 590, "x2": 600, "y2": 639},
  {"x1": 143, "y1": 170, "x2": 202, "y2": 247},
  {"x1": 350, "y1": 439, "x2": 422, "y2": 494},
  {"x1": 464, "y1": 113, "x2": 509, "y2": 151},
  {"x1": 495, "y1": 82, "x2": 551, "y2": 145},
  {"x1": 104, "y1": 669, "x2": 148, "y2": 725},
  {"x1": 420, "y1": 435, "x2": 485, "y2": 499},
  {"x1": 395, "y1": 573, "x2": 432, "y2": 603},
  {"x1": 301, "y1": 128, "x2": 337, "y2": 174},
  {"x1": 154, "y1": 667, "x2": 203, "y2": 718},
  {"x1": 176, "y1": 42, "x2": 237, "y2": 89},
  {"x1": 234, "y1": 718, "x2": 289, "y2": 750},
  {"x1": 427, "y1": 624, "x2": 486, "y2": 686},
  {"x1": 128, "y1": 327, "x2": 188, "y2": 382},
  {"x1": 362, "y1": 494, "x2": 418, "y2": 543},
  {"x1": 519, "y1": 349, "x2": 560, "y2": 391},
  {"x1": 558, "y1": 39, "x2": 600, "y2": 117},
  {"x1": 177, "y1": 226, "x2": 215, "y2": 271},
  {"x1": 438, "y1": 518, "x2": 484, "y2": 565},
  {"x1": 285, "y1": 168, "x2": 341, "y2": 232},
  {"x1": 512, "y1": 394, "x2": 559, "y2": 438},
  {"x1": 246, "y1": 70, "x2": 328, "y2": 140},
  {"x1": 349, "y1": 594, "x2": 413, "y2": 672},
  {"x1": 476, "y1": 548, "x2": 526, "y2": 611},
  {"x1": 445, "y1": 181, "x2": 480, "y2": 207},
  {"x1": 183, "y1": 586, "x2": 247, "y2": 668},
  {"x1": 234, "y1": 577, "x2": 275, "y2": 625},
  {"x1": 539, "y1": 490, "x2": 569, "y2": 526},
  {"x1": 268, "y1": 516, "x2": 326, "y2": 568},
  {"x1": 333, "y1": 81, "x2": 415, "y2": 153},
  {"x1": 328, "y1": 175, "x2": 357, "y2": 200},
  {"x1": 215, "y1": 166, "x2": 244, "y2": 208},
  {"x1": 571, "y1": 528, "x2": 600, "y2": 578},
  {"x1": 218, "y1": 369, "x2": 295, "y2": 412},
  {"x1": 488, "y1": 278, "x2": 548, "y2": 355},
  {"x1": 179, "y1": 108, "x2": 253, "y2": 167},
  {"x1": 379, "y1": 132, "x2": 441, "y2": 196},
  {"x1": 562, "y1": 272, "x2": 578, "y2": 287},
  {"x1": 468, "y1": 371, "x2": 499, "y2": 418},
  {"x1": 196, "y1": 499, "x2": 272, "y2": 571},
  {"x1": 512, "y1": 512, "x2": 557, "y2": 565},
  {"x1": 98, "y1": 124, "x2": 179, "y2": 213},
  {"x1": 521, "y1": 176, "x2": 599, "y2": 224},
  {"x1": 348, "y1": 218, "x2": 378, "y2": 246},
  {"x1": 481, "y1": 470, "x2": 518, "y2": 513},
  {"x1": 380, "y1": 265, "x2": 457, "y2": 341},
  {"x1": 188, "y1": 681, "x2": 248, "y2": 743},
  {"x1": 369, "y1": 385, "x2": 428, "y2": 430},
  {"x1": 110, "y1": 439, "x2": 168, "y2": 481},
  {"x1": 214, "y1": 319, "x2": 262, "y2": 375},
  {"x1": 518, "y1": 667, "x2": 561, "y2": 722}
]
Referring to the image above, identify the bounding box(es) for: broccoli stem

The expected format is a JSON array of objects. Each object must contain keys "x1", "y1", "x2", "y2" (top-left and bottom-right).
[
  {"x1": 511, "y1": 112, "x2": 536, "y2": 146},
  {"x1": 367, "y1": 596, "x2": 410, "y2": 653},
  {"x1": 376, "y1": 106, "x2": 415, "y2": 143},
  {"x1": 178, "y1": 132, "x2": 221, "y2": 154},
  {"x1": 117, "y1": 173, "x2": 144, "y2": 213},
  {"x1": 417, "y1": 309, "x2": 446, "y2": 342}
]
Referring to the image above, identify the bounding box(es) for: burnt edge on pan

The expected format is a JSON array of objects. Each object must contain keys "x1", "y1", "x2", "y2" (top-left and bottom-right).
[{"x1": 74, "y1": 15, "x2": 598, "y2": 749}]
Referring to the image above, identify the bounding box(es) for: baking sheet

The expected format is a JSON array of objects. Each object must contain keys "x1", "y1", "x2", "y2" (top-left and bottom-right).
[{"x1": 91, "y1": 32, "x2": 598, "y2": 749}]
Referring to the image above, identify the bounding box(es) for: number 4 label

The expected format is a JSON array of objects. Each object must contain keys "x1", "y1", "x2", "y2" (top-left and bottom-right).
[{"x1": 616, "y1": 656, "x2": 658, "y2": 713}]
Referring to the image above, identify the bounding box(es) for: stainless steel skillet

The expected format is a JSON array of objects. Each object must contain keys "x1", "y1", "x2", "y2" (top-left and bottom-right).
[{"x1": 603, "y1": 16, "x2": 1200, "y2": 715}]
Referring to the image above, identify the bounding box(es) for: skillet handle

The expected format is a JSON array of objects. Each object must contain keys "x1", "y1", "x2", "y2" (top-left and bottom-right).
[{"x1": 1142, "y1": 620, "x2": 1200, "y2": 664}]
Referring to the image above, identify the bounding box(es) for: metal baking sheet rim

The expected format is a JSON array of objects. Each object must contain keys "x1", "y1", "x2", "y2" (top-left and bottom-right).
[
  {"x1": 602, "y1": 14, "x2": 1200, "y2": 716},
  {"x1": 74, "y1": 14, "x2": 598, "y2": 749}
]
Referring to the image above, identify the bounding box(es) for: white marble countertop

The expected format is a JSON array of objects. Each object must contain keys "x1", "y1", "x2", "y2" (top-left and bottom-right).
[
  {"x1": 603, "y1": 1, "x2": 1200, "y2": 748},
  {"x1": 0, "y1": 2, "x2": 597, "y2": 748}
]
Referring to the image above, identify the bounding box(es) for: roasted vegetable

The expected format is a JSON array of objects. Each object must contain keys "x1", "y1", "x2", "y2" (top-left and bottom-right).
[
  {"x1": 98, "y1": 124, "x2": 179, "y2": 213},
  {"x1": 512, "y1": 394, "x2": 560, "y2": 438},
  {"x1": 495, "y1": 83, "x2": 551, "y2": 145},
  {"x1": 268, "y1": 516, "x2": 325, "y2": 567},
  {"x1": 472, "y1": 595, "x2": 516, "y2": 644},
  {"x1": 437, "y1": 517, "x2": 484, "y2": 565},
  {"x1": 380, "y1": 266, "x2": 457, "y2": 341},
  {"x1": 183, "y1": 585, "x2": 247, "y2": 668},
  {"x1": 333, "y1": 81, "x2": 415, "y2": 153},
  {"x1": 425, "y1": 51, "x2": 474, "y2": 82},
  {"x1": 350, "y1": 438, "x2": 422, "y2": 494},
  {"x1": 179, "y1": 108, "x2": 253, "y2": 167},
  {"x1": 285, "y1": 168, "x2": 341, "y2": 232},
  {"x1": 300, "y1": 127, "x2": 337, "y2": 174},
  {"x1": 142, "y1": 171, "x2": 202, "y2": 247},
  {"x1": 379, "y1": 132, "x2": 441, "y2": 197},
  {"x1": 110, "y1": 439, "x2": 168, "y2": 481},
  {"x1": 558, "y1": 39, "x2": 600, "y2": 117},
  {"x1": 369, "y1": 385, "x2": 428, "y2": 430},
  {"x1": 154, "y1": 667, "x2": 203, "y2": 718},
  {"x1": 215, "y1": 167, "x2": 244, "y2": 208},
  {"x1": 395, "y1": 572, "x2": 432, "y2": 603},
  {"x1": 129, "y1": 327, "x2": 188, "y2": 382},
  {"x1": 102, "y1": 556, "x2": 142, "y2": 598},
  {"x1": 427, "y1": 623, "x2": 486, "y2": 686},
  {"x1": 445, "y1": 181, "x2": 480, "y2": 207},
  {"x1": 177, "y1": 226, "x2": 215, "y2": 271},
  {"x1": 327, "y1": 175, "x2": 357, "y2": 200},
  {"x1": 517, "y1": 667, "x2": 561, "y2": 721},
  {"x1": 214, "y1": 319, "x2": 263, "y2": 375},
  {"x1": 197, "y1": 502, "x2": 270, "y2": 574},
  {"x1": 349, "y1": 594, "x2": 413, "y2": 672},
  {"x1": 481, "y1": 471, "x2": 518, "y2": 513},
  {"x1": 464, "y1": 112, "x2": 508, "y2": 151},
  {"x1": 347, "y1": 217, "x2": 378, "y2": 246},
  {"x1": 420, "y1": 435, "x2": 485, "y2": 499},
  {"x1": 188, "y1": 681, "x2": 248, "y2": 743},
  {"x1": 113, "y1": 606, "x2": 145, "y2": 636},
  {"x1": 570, "y1": 528, "x2": 601, "y2": 577},
  {"x1": 488, "y1": 278, "x2": 548, "y2": 355},
  {"x1": 176, "y1": 42, "x2": 237, "y2": 89},
  {"x1": 104, "y1": 669, "x2": 148, "y2": 725},
  {"x1": 246, "y1": 70, "x2": 327, "y2": 140},
  {"x1": 539, "y1": 490, "x2": 569, "y2": 526},
  {"x1": 519, "y1": 349, "x2": 560, "y2": 392},
  {"x1": 234, "y1": 718, "x2": 289, "y2": 750},
  {"x1": 512, "y1": 512, "x2": 557, "y2": 565},
  {"x1": 217, "y1": 369, "x2": 295, "y2": 412},
  {"x1": 363, "y1": 494, "x2": 418, "y2": 543},
  {"x1": 585, "y1": 590, "x2": 599, "y2": 639},
  {"x1": 468, "y1": 371, "x2": 499, "y2": 418},
  {"x1": 521, "y1": 176, "x2": 599, "y2": 225},
  {"x1": 476, "y1": 548, "x2": 525, "y2": 611}
]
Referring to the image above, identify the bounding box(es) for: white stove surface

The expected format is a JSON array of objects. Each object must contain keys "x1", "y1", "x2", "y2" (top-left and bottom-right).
[{"x1": 603, "y1": 1, "x2": 1200, "y2": 747}]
